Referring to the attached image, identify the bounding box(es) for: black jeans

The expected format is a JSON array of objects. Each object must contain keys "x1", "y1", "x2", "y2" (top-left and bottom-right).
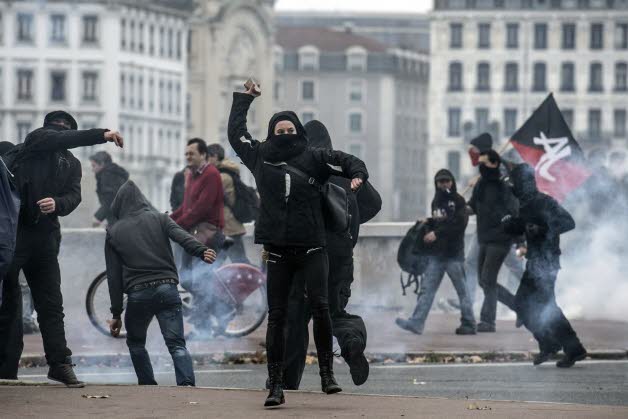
[
  {"x1": 265, "y1": 246, "x2": 333, "y2": 365},
  {"x1": 0, "y1": 228, "x2": 70, "y2": 377},
  {"x1": 478, "y1": 243, "x2": 516, "y2": 326},
  {"x1": 515, "y1": 261, "x2": 584, "y2": 355},
  {"x1": 125, "y1": 283, "x2": 195, "y2": 386},
  {"x1": 283, "y1": 252, "x2": 366, "y2": 389}
]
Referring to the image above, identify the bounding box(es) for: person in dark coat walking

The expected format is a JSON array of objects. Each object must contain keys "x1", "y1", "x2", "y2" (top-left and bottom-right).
[
  {"x1": 468, "y1": 150, "x2": 520, "y2": 332},
  {"x1": 502, "y1": 164, "x2": 587, "y2": 368},
  {"x1": 282, "y1": 120, "x2": 382, "y2": 390},
  {"x1": 0, "y1": 111, "x2": 123, "y2": 386},
  {"x1": 89, "y1": 151, "x2": 129, "y2": 227},
  {"x1": 169, "y1": 168, "x2": 187, "y2": 212},
  {"x1": 396, "y1": 169, "x2": 476, "y2": 336},
  {"x1": 106, "y1": 181, "x2": 216, "y2": 385},
  {"x1": 228, "y1": 83, "x2": 368, "y2": 407}
]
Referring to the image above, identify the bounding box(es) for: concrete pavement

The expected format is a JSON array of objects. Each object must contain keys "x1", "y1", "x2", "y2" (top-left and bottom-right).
[{"x1": 2, "y1": 383, "x2": 628, "y2": 419}]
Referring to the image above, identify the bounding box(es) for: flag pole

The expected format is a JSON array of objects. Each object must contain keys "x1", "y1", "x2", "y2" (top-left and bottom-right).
[{"x1": 461, "y1": 139, "x2": 513, "y2": 197}]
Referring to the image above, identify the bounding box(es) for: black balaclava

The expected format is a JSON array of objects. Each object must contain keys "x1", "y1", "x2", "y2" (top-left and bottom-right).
[
  {"x1": 479, "y1": 149, "x2": 501, "y2": 181},
  {"x1": 44, "y1": 110, "x2": 78, "y2": 130},
  {"x1": 510, "y1": 163, "x2": 538, "y2": 205},
  {"x1": 469, "y1": 132, "x2": 493, "y2": 167},
  {"x1": 305, "y1": 120, "x2": 333, "y2": 150},
  {"x1": 260, "y1": 111, "x2": 308, "y2": 163}
]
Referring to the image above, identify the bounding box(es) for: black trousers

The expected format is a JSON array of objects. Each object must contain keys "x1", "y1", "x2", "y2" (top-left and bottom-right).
[
  {"x1": 515, "y1": 261, "x2": 584, "y2": 355},
  {"x1": 283, "y1": 252, "x2": 367, "y2": 390},
  {"x1": 265, "y1": 246, "x2": 333, "y2": 366},
  {"x1": 478, "y1": 243, "x2": 516, "y2": 326},
  {"x1": 0, "y1": 228, "x2": 71, "y2": 378}
]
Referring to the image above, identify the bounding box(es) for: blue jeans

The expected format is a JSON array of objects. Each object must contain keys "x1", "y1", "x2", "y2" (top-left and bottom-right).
[
  {"x1": 410, "y1": 257, "x2": 476, "y2": 332},
  {"x1": 125, "y1": 283, "x2": 194, "y2": 386}
]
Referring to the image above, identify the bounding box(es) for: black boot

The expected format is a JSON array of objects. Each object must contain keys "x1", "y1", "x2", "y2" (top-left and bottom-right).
[
  {"x1": 264, "y1": 362, "x2": 285, "y2": 407},
  {"x1": 47, "y1": 363, "x2": 85, "y2": 388},
  {"x1": 342, "y1": 339, "x2": 369, "y2": 386},
  {"x1": 319, "y1": 352, "x2": 342, "y2": 394}
]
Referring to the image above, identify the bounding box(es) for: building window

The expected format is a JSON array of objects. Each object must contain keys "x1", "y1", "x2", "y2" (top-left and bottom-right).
[
  {"x1": 176, "y1": 82, "x2": 181, "y2": 115},
  {"x1": 82, "y1": 71, "x2": 98, "y2": 102},
  {"x1": 590, "y1": 23, "x2": 604, "y2": 49},
  {"x1": 50, "y1": 71, "x2": 66, "y2": 102},
  {"x1": 149, "y1": 77, "x2": 155, "y2": 111},
  {"x1": 475, "y1": 108, "x2": 489, "y2": 133},
  {"x1": 0, "y1": 13, "x2": 4, "y2": 45},
  {"x1": 616, "y1": 62, "x2": 628, "y2": 91},
  {"x1": 478, "y1": 23, "x2": 491, "y2": 49},
  {"x1": 504, "y1": 109, "x2": 518, "y2": 137},
  {"x1": 167, "y1": 81, "x2": 173, "y2": 114},
  {"x1": 349, "y1": 112, "x2": 363, "y2": 133},
  {"x1": 301, "y1": 80, "x2": 315, "y2": 101},
  {"x1": 562, "y1": 23, "x2": 576, "y2": 49},
  {"x1": 159, "y1": 79, "x2": 164, "y2": 112},
  {"x1": 562, "y1": 108, "x2": 574, "y2": 130},
  {"x1": 476, "y1": 62, "x2": 490, "y2": 91},
  {"x1": 588, "y1": 109, "x2": 602, "y2": 139},
  {"x1": 617, "y1": 23, "x2": 628, "y2": 49},
  {"x1": 159, "y1": 27, "x2": 165, "y2": 57},
  {"x1": 504, "y1": 62, "x2": 519, "y2": 91},
  {"x1": 448, "y1": 108, "x2": 461, "y2": 137},
  {"x1": 274, "y1": 47, "x2": 284, "y2": 72},
  {"x1": 533, "y1": 62, "x2": 547, "y2": 92},
  {"x1": 50, "y1": 14, "x2": 66, "y2": 44},
  {"x1": 176, "y1": 30, "x2": 182, "y2": 60},
  {"x1": 614, "y1": 109, "x2": 627, "y2": 138},
  {"x1": 447, "y1": 151, "x2": 461, "y2": 181},
  {"x1": 138, "y1": 76, "x2": 144, "y2": 110},
  {"x1": 129, "y1": 75, "x2": 135, "y2": 108},
  {"x1": 129, "y1": 20, "x2": 136, "y2": 51},
  {"x1": 17, "y1": 13, "x2": 34, "y2": 43},
  {"x1": 347, "y1": 48, "x2": 367, "y2": 72},
  {"x1": 121, "y1": 19, "x2": 127, "y2": 49},
  {"x1": 17, "y1": 69, "x2": 33, "y2": 101},
  {"x1": 299, "y1": 48, "x2": 319, "y2": 71},
  {"x1": 534, "y1": 23, "x2": 547, "y2": 49},
  {"x1": 168, "y1": 29, "x2": 174, "y2": 58},
  {"x1": 273, "y1": 80, "x2": 283, "y2": 101},
  {"x1": 448, "y1": 62, "x2": 463, "y2": 91},
  {"x1": 120, "y1": 74, "x2": 126, "y2": 106},
  {"x1": 506, "y1": 23, "x2": 519, "y2": 48},
  {"x1": 561, "y1": 62, "x2": 576, "y2": 92},
  {"x1": 301, "y1": 112, "x2": 315, "y2": 124},
  {"x1": 589, "y1": 62, "x2": 603, "y2": 92},
  {"x1": 349, "y1": 79, "x2": 365, "y2": 103},
  {"x1": 17, "y1": 122, "x2": 32, "y2": 143},
  {"x1": 149, "y1": 25, "x2": 155, "y2": 55},
  {"x1": 82, "y1": 15, "x2": 99, "y2": 44},
  {"x1": 450, "y1": 23, "x2": 463, "y2": 48},
  {"x1": 138, "y1": 22, "x2": 145, "y2": 53}
]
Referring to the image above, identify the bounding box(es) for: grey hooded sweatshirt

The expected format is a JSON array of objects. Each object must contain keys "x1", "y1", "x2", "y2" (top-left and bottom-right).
[{"x1": 105, "y1": 180, "x2": 208, "y2": 319}]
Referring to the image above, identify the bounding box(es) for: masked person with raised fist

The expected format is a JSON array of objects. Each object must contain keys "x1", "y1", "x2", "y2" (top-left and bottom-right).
[{"x1": 228, "y1": 81, "x2": 369, "y2": 407}]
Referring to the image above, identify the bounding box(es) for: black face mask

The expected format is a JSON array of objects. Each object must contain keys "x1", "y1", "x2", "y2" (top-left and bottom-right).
[
  {"x1": 435, "y1": 187, "x2": 454, "y2": 203},
  {"x1": 479, "y1": 164, "x2": 501, "y2": 181},
  {"x1": 260, "y1": 134, "x2": 307, "y2": 163}
]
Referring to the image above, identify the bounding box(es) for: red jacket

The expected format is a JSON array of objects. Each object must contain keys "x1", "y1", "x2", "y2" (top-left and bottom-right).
[{"x1": 171, "y1": 164, "x2": 224, "y2": 231}]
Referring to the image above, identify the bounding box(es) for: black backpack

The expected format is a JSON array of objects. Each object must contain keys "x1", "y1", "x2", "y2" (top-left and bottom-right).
[
  {"x1": 0, "y1": 155, "x2": 21, "y2": 278},
  {"x1": 219, "y1": 167, "x2": 260, "y2": 223},
  {"x1": 397, "y1": 221, "x2": 432, "y2": 295}
]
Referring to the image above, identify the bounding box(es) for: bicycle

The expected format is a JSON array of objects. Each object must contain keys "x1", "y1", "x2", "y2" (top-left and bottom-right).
[{"x1": 86, "y1": 262, "x2": 267, "y2": 339}]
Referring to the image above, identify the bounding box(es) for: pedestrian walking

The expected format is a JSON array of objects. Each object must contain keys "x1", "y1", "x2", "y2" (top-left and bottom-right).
[
  {"x1": 282, "y1": 120, "x2": 382, "y2": 390},
  {"x1": 502, "y1": 164, "x2": 587, "y2": 367},
  {"x1": 89, "y1": 151, "x2": 129, "y2": 227},
  {"x1": 0, "y1": 111, "x2": 123, "y2": 386},
  {"x1": 396, "y1": 169, "x2": 476, "y2": 336},
  {"x1": 106, "y1": 180, "x2": 217, "y2": 385},
  {"x1": 228, "y1": 81, "x2": 368, "y2": 407}
]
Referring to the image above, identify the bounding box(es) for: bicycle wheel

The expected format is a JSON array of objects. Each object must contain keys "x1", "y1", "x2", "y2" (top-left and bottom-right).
[{"x1": 85, "y1": 272, "x2": 127, "y2": 338}]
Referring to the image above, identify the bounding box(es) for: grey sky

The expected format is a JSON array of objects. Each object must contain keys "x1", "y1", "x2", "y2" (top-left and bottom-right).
[{"x1": 275, "y1": 0, "x2": 433, "y2": 13}]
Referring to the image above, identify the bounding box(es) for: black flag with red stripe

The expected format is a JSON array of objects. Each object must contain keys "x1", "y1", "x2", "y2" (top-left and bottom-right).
[{"x1": 510, "y1": 93, "x2": 591, "y2": 202}]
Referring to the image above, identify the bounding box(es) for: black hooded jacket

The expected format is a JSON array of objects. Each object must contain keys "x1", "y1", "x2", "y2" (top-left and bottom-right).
[
  {"x1": 105, "y1": 181, "x2": 208, "y2": 318},
  {"x1": 503, "y1": 164, "x2": 575, "y2": 268},
  {"x1": 305, "y1": 120, "x2": 382, "y2": 254},
  {"x1": 94, "y1": 162, "x2": 130, "y2": 224},
  {"x1": 228, "y1": 93, "x2": 369, "y2": 248},
  {"x1": 468, "y1": 159, "x2": 520, "y2": 246},
  {"x1": 427, "y1": 169, "x2": 468, "y2": 259},
  {"x1": 10, "y1": 122, "x2": 108, "y2": 232}
]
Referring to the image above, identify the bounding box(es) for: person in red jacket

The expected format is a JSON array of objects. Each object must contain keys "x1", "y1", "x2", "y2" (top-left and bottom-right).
[{"x1": 171, "y1": 138, "x2": 225, "y2": 251}]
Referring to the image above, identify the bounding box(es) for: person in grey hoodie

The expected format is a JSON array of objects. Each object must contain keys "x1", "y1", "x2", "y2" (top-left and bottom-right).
[{"x1": 105, "y1": 180, "x2": 216, "y2": 386}]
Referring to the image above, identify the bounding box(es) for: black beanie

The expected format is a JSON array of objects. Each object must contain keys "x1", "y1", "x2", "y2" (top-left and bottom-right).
[
  {"x1": 470, "y1": 132, "x2": 493, "y2": 152},
  {"x1": 0, "y1": 141, "x2": 15, "y2": 156}
]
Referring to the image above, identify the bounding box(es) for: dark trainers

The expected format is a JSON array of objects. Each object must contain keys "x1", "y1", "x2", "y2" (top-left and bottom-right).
[
  {"x1": 395, "y1": 318, "x2": 422, "y2": 335},
  {"x1": 343, "y1": 339, "x2": 369, "y2": 386},
  {"x1": 48, "y1": 364, "x2": 85, "y2": 388},
  {"x1": 557, "y1": 348, "x2": 587, "y2": 368},
  {"x1": 533, "y1": 351, "x2": 557, "y2": 366},
  {"x1": 455, "y1": 325, "x2": 476, "y2": 335},
  {"x1": 477, "y1": 322, "x2": 496, "y2": 333}
]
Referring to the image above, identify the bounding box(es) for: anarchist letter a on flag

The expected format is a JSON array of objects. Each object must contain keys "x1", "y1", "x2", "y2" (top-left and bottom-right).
[{"x1": 510, "y1": 93, "x2": 591, "y2": 202}]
